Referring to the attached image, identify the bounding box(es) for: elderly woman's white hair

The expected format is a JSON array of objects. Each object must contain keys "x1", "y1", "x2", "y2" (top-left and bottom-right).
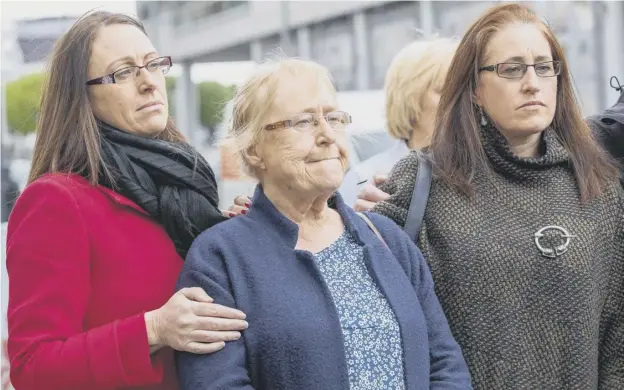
[
  {"x1": 385, "y1": 36, "x2": 458, "y2": 141},
  {"x1": 223, "y1": 57, "x2": 335, "y2": 178}
]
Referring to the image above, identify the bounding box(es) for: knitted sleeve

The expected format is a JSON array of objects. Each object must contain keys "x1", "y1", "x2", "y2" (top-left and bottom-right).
[
  {"x1": 598, "y1": 190, "x2": 624, "y2": 388},
  {"x1": 372, "y1": 150, "x2": 421, "y2": 229}
]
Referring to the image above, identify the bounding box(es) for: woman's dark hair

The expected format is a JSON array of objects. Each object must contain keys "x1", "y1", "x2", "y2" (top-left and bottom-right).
[
  {"x1": 29, "y1": 11, "x2": 185, "y2": 185},
  {"x1": 430, "y1": 3, "x2": 619, "y2": 202}
]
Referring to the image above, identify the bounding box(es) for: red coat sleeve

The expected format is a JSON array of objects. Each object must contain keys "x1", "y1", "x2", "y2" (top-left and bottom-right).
[{"x1": 6, "y1": 177, "x2": 164, "y2": 389}]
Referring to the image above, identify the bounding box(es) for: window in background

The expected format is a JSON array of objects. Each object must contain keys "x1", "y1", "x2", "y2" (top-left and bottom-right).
[
  {"x1": 433, "y1": 1, "x2": 493, "y2": 38},
  {"x1": 311, "y1": 16, "x2": 355, "y2": 91},
  {"x1": 367, "y1": 1, "x2": 419, "y2": 89}
]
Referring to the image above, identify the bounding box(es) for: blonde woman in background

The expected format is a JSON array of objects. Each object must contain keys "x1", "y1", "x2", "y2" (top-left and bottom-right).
[{"x1": 339, "y1": 37, "x2": 458, "y2": 207}]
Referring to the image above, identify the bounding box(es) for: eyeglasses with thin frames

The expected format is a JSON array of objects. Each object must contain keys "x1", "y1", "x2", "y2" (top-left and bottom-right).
[
  {"x1": 86, "y1": 56, "x2": 172, "y2": 85},
  {"x1": 264, "y1": 111, "x2": 352, "y2": 132},
  {"x1": 479, "y1": 60, "x2": 562, "y2": 79}
]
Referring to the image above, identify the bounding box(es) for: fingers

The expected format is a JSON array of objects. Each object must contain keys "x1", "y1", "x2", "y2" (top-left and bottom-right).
[
  {"x1": 223, "y1": 195, "x2": 252, "y2": 218},
  {"x1": 222, "y1": 205, "x2": 247, "y2": 218},
  {"x1": 354, "y1": 181, "x2": 390, "y2": 211},
  {"x1": 192, "y1": 301, "x2": 247, "y2": 320},
  {"x1": 181, "y1": 328, "x2": 245, "y2": 354},
  {"x1": 373, "y1": 173, "x2": 389, "y2": 186},
  {"x1": 227, "y1": 205, "x2": 248, "y2": 216},
  {"x1": 354, "y1": 199, "x2": 377, "y2": 212},
  {"x1": 182, "y1": 329, "x2": 244, "y2": 354},
  {"x1": 233, "y1": 195, "x2": 251, "y2": 208},
  {"x1": 179, "y1": 287, "x2": 214, "y2": 303},
  {"x1": 190, "y1": 329, "x2": 242, "y2": 343},
  {"x1": 196, "y1": 316, "x2": 249, "y2": 332},
  {"x1": 184, "y1": 341, "x2": 226, "y2": 354},
  {"x1": 358, "y1": 183, "x2": 390, "y2": 204}
]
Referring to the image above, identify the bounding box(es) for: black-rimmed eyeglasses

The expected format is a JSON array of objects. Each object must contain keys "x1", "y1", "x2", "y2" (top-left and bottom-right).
[
  {"x1": 479, "y1": 60, "x2": 562, "y2": 79},
  {"x1": 264, "y1": 111, "x2": 352, "y2": 132},
  {"x1": 86, "y1": 56, "x2": 172, "y2": 85}
]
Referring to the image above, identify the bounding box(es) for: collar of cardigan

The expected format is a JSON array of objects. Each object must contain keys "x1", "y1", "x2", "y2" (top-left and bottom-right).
[{"x1": 244, "y1": 184, "x2": 368, "y2": 249}]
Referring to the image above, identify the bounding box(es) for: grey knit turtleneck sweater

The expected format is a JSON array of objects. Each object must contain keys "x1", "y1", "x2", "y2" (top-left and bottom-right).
[{"x1": 373, "y1": 125, "x2": 624, "y2": 389}]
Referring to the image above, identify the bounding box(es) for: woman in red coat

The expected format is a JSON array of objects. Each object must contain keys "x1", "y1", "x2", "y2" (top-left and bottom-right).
[{"x1": 6, "y1": 12, "x2": 248, "y2": 390}]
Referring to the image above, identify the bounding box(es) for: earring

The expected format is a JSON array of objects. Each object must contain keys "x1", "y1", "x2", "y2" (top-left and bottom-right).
[{"x1": 478, "y1": 106, "x2": 488, "y2": 126}]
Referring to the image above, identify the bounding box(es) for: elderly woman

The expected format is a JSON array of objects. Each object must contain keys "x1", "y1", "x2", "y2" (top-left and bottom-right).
[
  {"x1": 228, "y1": 38, "x2": 457, "y2": 214},
  {"x1": 6, "y1": 12, "x2": 247, "y2": 390},
  {"x1": 368, "y1": 3, "x2": 624, "y2": 389},
  {"x1": 339, "y1": 37, "x2": 457, "y2": 206},
  {"x1": 175, "y1": 58, "x2": 471, "y2": 390}
]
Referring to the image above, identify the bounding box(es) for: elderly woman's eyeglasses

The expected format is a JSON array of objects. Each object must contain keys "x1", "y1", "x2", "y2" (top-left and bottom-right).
[
  {"x1": 86, "y1": 56, "x2": 172, "y2": 85},
  {"x1": 479, "y1": 60, "x2": 562, "y2": 79},
  {"x1": 264, "y1": 111, "x2": 352, "y2": 132}
]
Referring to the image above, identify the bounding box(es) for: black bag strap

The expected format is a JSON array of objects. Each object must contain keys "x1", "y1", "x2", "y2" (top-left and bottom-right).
[{"x1": 403, "y1": 155, "x2": 432, "y2": 243}]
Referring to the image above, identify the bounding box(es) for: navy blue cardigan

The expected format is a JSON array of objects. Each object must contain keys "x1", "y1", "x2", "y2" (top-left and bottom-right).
[{"x1": 175, "y1": 186, "x2": 471, "y2": 390}]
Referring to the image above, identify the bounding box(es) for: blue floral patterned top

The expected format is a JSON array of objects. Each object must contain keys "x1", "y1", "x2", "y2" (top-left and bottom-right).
[{"x1": 313, "y1": 229, "x2": 406, "y2": 390}]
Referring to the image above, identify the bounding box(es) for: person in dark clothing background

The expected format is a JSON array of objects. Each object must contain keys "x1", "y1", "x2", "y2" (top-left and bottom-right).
[
  {"x1": 587, "y1": 76, "x2": 624, "y2": 185},
  {"x1": 1, "y1": 154, "x2": 20, "y2": 223},
  {"x1": 1, "y1": 166, "x2": 19, "y2": 223}
]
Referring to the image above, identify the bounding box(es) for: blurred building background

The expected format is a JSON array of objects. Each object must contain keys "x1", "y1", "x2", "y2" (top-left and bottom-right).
[
  {"x1": 1, "y1": 0, "x2": 624, "y2": 209},
  {"x1": 137, "y1": 0, "x2": 624, "y2": 139},
  {"x1": 0, "y1": 0, "x2": 622, "y2": 228},
  {"x1": 1, "y1": 0, "x2": 624, "y2": 212},
  {"x1": 3, "y1": 16, "x2": 78, "y2": 157}
]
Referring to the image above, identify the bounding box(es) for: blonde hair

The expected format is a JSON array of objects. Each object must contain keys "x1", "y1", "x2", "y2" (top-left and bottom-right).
[
  {"x1": 224, "y1": 57, "x2": 335, "y2": 177},
  {"x1": 385, "y1": 37, "x2": 458, "y2": 141}
]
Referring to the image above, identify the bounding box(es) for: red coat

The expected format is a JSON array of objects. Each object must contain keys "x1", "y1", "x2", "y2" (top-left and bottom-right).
[{"x1": 6, "y1": 173, "x2": 183, "y2": 390}]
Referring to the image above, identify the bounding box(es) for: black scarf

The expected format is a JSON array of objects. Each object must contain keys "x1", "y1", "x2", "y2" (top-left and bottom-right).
[{"x1": 97, "y1": 122, "x2": 227, "y2": 258}]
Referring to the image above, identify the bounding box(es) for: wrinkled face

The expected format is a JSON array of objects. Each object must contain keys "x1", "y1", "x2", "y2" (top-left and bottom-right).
[
  {"x1": 250, "y1": 75, "x2": 349, "y2": 196},
  {"x1": 87, "y1": 24, "x2": 169, "y2": 136},
  {"x1": 475, "y1": 23, "x2": 557, "y2": 139}
]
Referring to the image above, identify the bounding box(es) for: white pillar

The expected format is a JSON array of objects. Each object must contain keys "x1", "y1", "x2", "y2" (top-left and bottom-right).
[
  {"x1": 1, "y1": 74, "x2": 10, "y2": 146},
  {"x1": 175, "y1": 62, "x2": 193, "y2": 141},
  {"x1": 353, "y1": 11, "x2": 370, "y2": 90},
  {"x1": 250, "y1": 40, "x2": 263, "y2": 63},
  {"x1": 419, "y1": 0, "x2": 434, "y2": 36},
  {"x1": 296, "y1": 26, "x2": 312, "y2": 59},
  {"x1": 153, "y1": 10, "x2": 172, "y2": 54},
  {"x1": 190, "y1": 69, "x2": 201, "y2": 146},
  {"x1": 601, "y1": 1, "x2": 624, "y2": 108},
  {"x1": 279, "y1": 1, "x2": 293, "y2": 55}
]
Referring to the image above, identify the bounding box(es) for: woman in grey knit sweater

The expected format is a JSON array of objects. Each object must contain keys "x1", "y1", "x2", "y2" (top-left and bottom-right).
[{"x1": 371, "y1": 3, "x2": 623, "y2": 390}]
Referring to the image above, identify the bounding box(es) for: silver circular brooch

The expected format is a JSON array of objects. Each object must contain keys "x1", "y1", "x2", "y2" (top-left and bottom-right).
[{"x1": 534, "y1": 225, "x2": 577, "y2": 258}]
